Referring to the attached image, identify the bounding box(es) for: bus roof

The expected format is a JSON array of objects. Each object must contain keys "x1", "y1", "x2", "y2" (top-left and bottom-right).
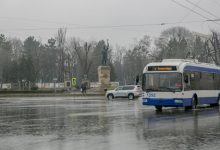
[{"x1": 143, "y1": 59, "x2": 220, "y2": 73}]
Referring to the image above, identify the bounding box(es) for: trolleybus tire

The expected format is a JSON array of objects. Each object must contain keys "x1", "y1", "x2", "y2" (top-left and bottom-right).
[
  {"x1": 211, "y1": 96, "x2": 220, "y2": 107},
  {"x1": 214, "y1": 96, "x2": 220, "y2": 106},
  {"x1": 155, "y1": 106, "x2": 162, "y2": 111},
  {"x1": 218, "y1": 96, "x2": 220, "y2": 106}
]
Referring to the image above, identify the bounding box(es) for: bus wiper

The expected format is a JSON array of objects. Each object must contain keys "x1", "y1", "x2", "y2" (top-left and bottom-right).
[{"x1": 158, "y1": 86, "x2": 175, "y2": 93}]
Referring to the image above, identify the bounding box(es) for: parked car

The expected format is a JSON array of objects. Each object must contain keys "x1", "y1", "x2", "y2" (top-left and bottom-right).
[{"x1": 105, "y1": 85, "x2": 142, "y2": 100}]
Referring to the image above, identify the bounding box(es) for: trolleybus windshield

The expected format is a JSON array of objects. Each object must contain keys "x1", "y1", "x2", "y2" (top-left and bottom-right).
[{"x1": 142, "y1": 73, "x2": 182, "y2": 92}]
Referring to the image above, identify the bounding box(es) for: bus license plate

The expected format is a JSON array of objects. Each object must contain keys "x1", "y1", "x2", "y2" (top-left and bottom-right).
[{"x1": 147, "y1": 92, "x2": 156, "y2": 98}]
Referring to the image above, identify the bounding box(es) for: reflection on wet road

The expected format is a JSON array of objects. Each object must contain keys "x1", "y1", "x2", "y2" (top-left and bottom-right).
[{"x1": 0, "y1": 97, "x2": 220, "y2": 150}]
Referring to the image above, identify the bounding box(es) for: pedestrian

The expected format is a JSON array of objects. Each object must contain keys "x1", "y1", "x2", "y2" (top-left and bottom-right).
[
  {"x1": 136, "y1": 74, "x2": 139, "y2": 85},
  {"x1": 83, "y1": 82, "x2": 87, "y2": 94},
  {"x1": 80, "y1": 82, "x2": 87, "y2": 94},
  {"x1": 81, "y1": 82, "x2": 84, "y2": 94}
]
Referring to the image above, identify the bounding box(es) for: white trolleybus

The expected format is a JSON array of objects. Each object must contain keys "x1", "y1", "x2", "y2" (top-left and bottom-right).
[{"x1": 142, "y1": 59, "x2": 220, "y2": 111}]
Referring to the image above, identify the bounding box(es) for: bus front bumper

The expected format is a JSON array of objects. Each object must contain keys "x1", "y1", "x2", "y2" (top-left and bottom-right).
[{"x1": 142, "y1": 98, "x2": 188, "y2": 107}]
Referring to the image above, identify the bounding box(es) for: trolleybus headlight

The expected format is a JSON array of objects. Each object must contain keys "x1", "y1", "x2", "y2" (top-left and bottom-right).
[{"x1": 175, "y1": 99, "x2": 183, "y2": 103}]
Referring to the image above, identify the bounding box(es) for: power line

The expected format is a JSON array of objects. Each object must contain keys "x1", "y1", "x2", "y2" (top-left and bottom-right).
[
  {"x1": 0, "y1": 20, "x2": 208, "y2": 32},
  {"x1": 179, "y1": 0, "x2": 203, "y2": 22},
  {"x1": 0, "y1": 8, "x2": 218, "y2": 32},
  {"x1": 0, "y1": 16, "x2": 88, "y2": 27},
  {"x1": 185, "y1": 0, "x2": 219, "y2": 19},
  {"x1": 171, "y1": 0, "x2": 220, "y2": 26},
  {"x1": 171, "y1": 0, "x2": 211, "y2": 20},
  {"x1": 206, "y1": 18, "x2": 220, "y2": 22},
  {"x1": 0, "y1": 14, "x2": 211, "y2": 31},
  {"x1": 67, "y1": 20, "x2": 205, "y2": 28}
]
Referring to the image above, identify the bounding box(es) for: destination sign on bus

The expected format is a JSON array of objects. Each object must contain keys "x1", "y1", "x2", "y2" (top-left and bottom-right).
[{"x1": 148, "y1": 66, "x2": 177, "y2": 71}]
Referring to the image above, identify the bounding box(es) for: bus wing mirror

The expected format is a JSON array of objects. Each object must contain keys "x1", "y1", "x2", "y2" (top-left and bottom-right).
[{"x1": 184, "y1": 75, "x2": 188, "y2": 83}]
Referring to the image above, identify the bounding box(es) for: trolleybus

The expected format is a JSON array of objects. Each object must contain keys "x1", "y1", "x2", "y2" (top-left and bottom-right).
[{"x1": 142, "y1": 59, "x2": 220, "y2": 111}]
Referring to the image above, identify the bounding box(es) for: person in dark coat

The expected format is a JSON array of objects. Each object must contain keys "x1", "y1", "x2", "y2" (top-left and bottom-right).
[
  {"x1": 81, "y1": 83, "x2": 84, "y2": 94},
  {"x1": 136, "y1": 74, "x2": 139, "y2": 85},
  {"x1": 81, "y1": 82, "x2": 87, "y2": 94},
  {"x1": 83, "y1": 82, "x2": 87, "y2": 94}
]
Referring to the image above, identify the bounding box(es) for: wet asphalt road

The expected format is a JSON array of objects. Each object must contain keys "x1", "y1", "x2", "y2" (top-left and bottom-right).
[{"x1": 0, "y1": 97, "x2": 220, "y2": 150}]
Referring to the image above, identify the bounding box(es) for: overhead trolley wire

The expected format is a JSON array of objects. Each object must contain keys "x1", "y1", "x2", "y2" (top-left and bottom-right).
[
  {"x1": 185, "y1": 0, "x2": 219, "y2": 19},
  {"x1": 0, "y1": 16, "x2": 88, "y2": 27},
  {"x1": 0, "y1": 20, "x2": 208, "y2": 32},
  {"x1": 171, "y1": 0, "x2": 220, "y2": 26},
  {"x1": 179, "y1": 0, "x2": 203, "y2": 23}
]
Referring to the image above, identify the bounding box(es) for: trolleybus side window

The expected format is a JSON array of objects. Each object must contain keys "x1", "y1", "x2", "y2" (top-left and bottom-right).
[
  {"x1": 184, "y1": 70, "x2": 220, "y2": 90},
  {"x1": 214, "y1": 74, "x2": 220, "y2": 90},
  {"x1": 184, "y1": 72, "x2": 191, "y2": 91}
]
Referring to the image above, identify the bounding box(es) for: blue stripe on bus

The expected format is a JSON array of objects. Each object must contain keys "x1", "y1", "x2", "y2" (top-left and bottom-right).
[
  {"x1": 142, "y1": 97, "x2": 218, "y2": 107},
  {"x1": 198, "y1": 97, "x2": 218, "y2": 104},
  {"x1": 184, "y1": 65, "x2": 220, "y2": 73}
]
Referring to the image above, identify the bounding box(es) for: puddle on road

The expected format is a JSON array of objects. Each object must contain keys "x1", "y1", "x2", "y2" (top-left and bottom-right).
[{"x1": 0, "y1": 97, "x2": 220, "y2": 150}]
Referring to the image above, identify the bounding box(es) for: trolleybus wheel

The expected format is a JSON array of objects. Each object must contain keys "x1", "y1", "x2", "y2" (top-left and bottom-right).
[
  {"x1": 210, "y1": 96, "x2": 220, "y2": 107},
  {"x1": 218, "y1": 96, "x2": 220, "y2": 106},
  {"x1": 155, "y1": 106, "x2": 162, "y2": 111}
]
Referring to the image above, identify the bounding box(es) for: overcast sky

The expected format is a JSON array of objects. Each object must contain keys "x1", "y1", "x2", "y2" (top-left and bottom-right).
[{"x1": 0, "y1": 0, "x2": 220, "y2": 47}]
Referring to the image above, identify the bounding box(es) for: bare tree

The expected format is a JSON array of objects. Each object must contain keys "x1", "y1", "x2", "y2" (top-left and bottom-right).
[
  {"x1": 209, "y1": 31, "x2": 220, "y2": 65},
  {"x1": 56, "y1": 28, "x2": 67, "y2": 82},
  {"x1": 9, "y1": 38, "x2": 23, "y2": 61},
  {"x1": 112, "y1": 45, "x2": 126, "y2": 84},
  {"x1": 155, "y1": 27, "x2": 193, "y2": 60},
  {"x1": 69, "y1": 38, "x2": 95, "y2": 82},
  {"x1": 122, "y1": 35, "x2": 151, "y2": 84}
]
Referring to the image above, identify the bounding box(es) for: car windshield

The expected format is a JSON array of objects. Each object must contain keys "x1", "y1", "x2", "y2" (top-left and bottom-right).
[{"x1": 142, "y1": 73, "x2": 182, "y2": 92}]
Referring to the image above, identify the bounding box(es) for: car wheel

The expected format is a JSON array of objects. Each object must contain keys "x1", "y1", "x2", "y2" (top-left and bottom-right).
[
  {"x1": 107, "y1": 94, "x2": 114, "y2": 100},
  {"x1": 128, "y1": 93, "x2": 134, "y2": 100}
]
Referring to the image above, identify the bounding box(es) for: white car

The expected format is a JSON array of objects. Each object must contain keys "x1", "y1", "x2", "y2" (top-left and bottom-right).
[{"x1": 105, "y1": 85, "x2": 142, "y2": 100}]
